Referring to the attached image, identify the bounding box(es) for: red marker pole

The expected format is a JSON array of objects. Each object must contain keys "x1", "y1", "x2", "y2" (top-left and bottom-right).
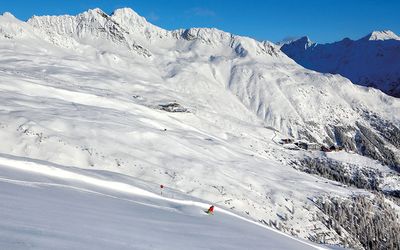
[{"x1": 160, "y1": 184, "x2": 164, "y2": 196}]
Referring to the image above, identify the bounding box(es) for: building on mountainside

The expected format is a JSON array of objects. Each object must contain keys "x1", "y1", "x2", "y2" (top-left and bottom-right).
[
  {"x1": 295, "y1": 142, "x2": 320, "y2": 151},
  {"x1": 320, "y1": 145, "x2": 332, "y2": 152},
  {"x1": 320, "y1": 145, "x2": 344, "y2": 152},
  {"x1": 329, "y1": 145, "x2": 344, "y2": 152},
  {"x1": 306, "y1": 143, "x2": 320, "y2": 150},
  {"x1": 281, "y1": 138, "x2": 294, "y2": 144}
]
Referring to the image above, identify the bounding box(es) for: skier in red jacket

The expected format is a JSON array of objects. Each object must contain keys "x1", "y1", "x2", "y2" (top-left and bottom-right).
[{"x1": 206, "y1": 205, "x2": 214, "y2": 214}]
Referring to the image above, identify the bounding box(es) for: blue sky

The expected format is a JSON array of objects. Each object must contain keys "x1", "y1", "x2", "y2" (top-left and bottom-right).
[{"x1": 1, "y1": 0, "x2": 399, "y2": 43}]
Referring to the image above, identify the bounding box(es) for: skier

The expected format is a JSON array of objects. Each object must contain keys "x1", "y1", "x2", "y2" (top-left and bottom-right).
[{"x1": 206, "y1": 205, "x2": 214, "y2": 214}]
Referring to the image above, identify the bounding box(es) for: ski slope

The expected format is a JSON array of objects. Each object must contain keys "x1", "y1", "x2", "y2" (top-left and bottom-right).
[
  {"x1": 0, "y1": 155, "x2": 325, "y2": 250},
  {"x1": 0, "y1": 7, "x2": 399, "y2": 248}
]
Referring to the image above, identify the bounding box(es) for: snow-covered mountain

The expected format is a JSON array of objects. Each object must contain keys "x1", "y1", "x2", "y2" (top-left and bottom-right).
[
  {"x1": 21, "y1": 8, "x2": 400, "y2": 167},
  {"x1": 0, "y1": 8, "x2": 399, "y2": 249},
  {"x1": 280, "y1": 31, "x2": 400, "y2": 97}
]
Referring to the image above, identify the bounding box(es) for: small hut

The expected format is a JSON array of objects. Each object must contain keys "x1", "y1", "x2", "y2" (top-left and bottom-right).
[
  {"x1": 295, "y1": 141, "x2": 320, "y2": 150},
  {"x1": 329, "y1": 145, "x2": 344, "y2": 152},
  {"x1": 281, "y1": 138, "x2": 294, "y2": 144}
]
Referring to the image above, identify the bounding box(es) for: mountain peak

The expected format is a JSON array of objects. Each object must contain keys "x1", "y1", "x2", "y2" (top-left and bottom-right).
[
  {"x1": 1, "y1": 12, "x2": 16, "y2": 19},
  {"x1": 111, "y1": 7, "x2": 150, "y2": 28},
  {"x1": 298, "y1": 36, "x2": 312, "y2": 43},
  {"x1": 112, "y1": 7, "x2": 140, "y2": 18},
  {"x1": 280, "y1": 36, "x2": 315, "y2": 51},
  {"x1": 363, "y1": 30, "x2": 400, "y2": 41},
  {"x1": 83, "y1": 8, "x2": 109, "y2": 18},
  {"x1": 292, "y1": 36, "x2": 314, "y2": 46},
  {"x1": 0, "y1": 11, "x2": 33, "y2": 39}
]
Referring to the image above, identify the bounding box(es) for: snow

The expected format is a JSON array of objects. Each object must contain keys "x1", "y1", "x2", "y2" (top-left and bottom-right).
[
  {"x1": 327, "y1": 151, "x2": 387, "y2": 171},
  {"x1": 0, "y1": 7, "x2": 398, "y2": 248},
  {"x1": 281, "y1": 30, "x2": 400, "y2": 97},
  {"x1": 363, "y1": 30, "x2": 400, "y2": 41},
  {"x1": 0, "y1": 155, "x2": 326, "y2": 250}
]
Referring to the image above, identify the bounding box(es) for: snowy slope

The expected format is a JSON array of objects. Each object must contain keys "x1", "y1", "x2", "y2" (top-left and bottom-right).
[
  {"x1": 22, "y1": 8, "x2": 400, "y2": 166},
  {"x1": 0, "y1": 8, "x2": 399, "y2": 249},
  {"x1": 280, "y1": 31, "x2": 400, "y2": 97},
  {"x1": 0, "y1": 155, "x2": 325, "y2": 250}
]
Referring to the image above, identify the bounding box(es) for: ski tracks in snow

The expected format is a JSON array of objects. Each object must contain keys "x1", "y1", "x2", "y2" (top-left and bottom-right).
[{"x1": 0, "y1": 155, "x2": 327, "y2": 250}]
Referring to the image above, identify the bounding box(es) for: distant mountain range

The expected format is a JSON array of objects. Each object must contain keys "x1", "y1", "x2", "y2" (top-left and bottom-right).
[{"x1": 280, "y1": 30, "x2": 400, "y2": 97}]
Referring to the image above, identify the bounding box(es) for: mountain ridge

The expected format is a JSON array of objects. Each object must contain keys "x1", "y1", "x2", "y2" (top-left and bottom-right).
[
  {"x1": 363, "y1": 30, "x2": 400, "y2": 41},
  {"x1": 25, "y1": 8, "x2": 281, "y2": 59},
  {"x1": 281, "y1": 30, "x2": 400, "y2": 98}
]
